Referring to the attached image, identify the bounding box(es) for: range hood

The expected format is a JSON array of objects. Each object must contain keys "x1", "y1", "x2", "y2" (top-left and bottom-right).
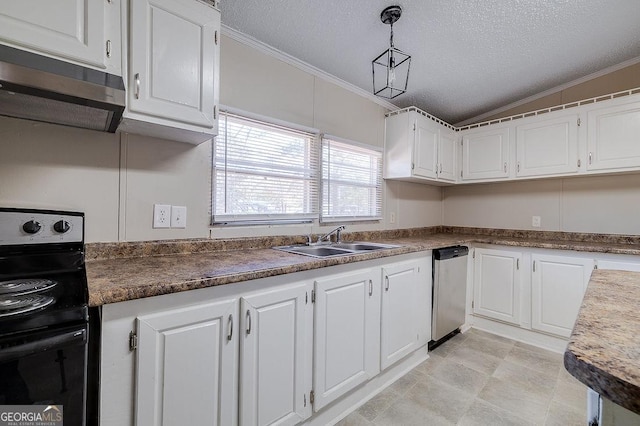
[{"x1": 0, "y1": 44, "x2": 125, "y2": 132}]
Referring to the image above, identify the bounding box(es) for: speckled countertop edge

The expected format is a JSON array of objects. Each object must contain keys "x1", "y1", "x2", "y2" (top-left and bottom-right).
[
  {"x1": 564, "y1": 270, "x2": 640, "y2": 415},
  {"x1": 85, "y1": 227, "x2": 640, "y2": 307}
]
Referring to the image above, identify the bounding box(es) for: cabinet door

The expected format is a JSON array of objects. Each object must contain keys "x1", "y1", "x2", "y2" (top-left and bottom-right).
[
  {"x1": 240, "y1": 282, "x2": 311, "y2": 426},
  {"x1": 381, "y1": 259, "x2": 429, "y2": 370},
  {"x1": 462, "y1": 127, "x2": 510, "y2": 180},
  {"x1": 531, "y1": 254, "x2": 593, "y2": 337},
  {"x1": 473, "y1": 248, "x2": 522, "y2": 325},
  {"x1": 0, "y1": 0, "x2": 109, "y2": 69},
  {"x1": 587, "y1": 100, "x2": 640, "y2": 171},
  {"x1": 135, "y1": 298, "x2": 238, "y2": 426},
  {"x1": 129, "y1": 0, "x2": 218, "y2": 129},
  {"x1": 438, "y1": 131, "x2": 457, "y2": 182},
  {"x1": 313, "y1": 269, "x2": 380, "y2": 411},
  {"x1": 412, "y1": 117, "x2": 439, "y2": 179},
  {"x1": 516, "y1": 114, "x2": 579, "y2": 177}
]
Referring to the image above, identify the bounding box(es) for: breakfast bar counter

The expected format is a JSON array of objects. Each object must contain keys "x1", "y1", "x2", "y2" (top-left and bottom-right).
[{"x1": 564, "y1": 269, "x2": 640, "y2": 415}]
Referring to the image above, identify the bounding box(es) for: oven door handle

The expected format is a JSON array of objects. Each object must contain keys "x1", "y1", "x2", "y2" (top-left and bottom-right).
[{"x1": 0, "y1": 327, "x2": 87, "y2": 363}]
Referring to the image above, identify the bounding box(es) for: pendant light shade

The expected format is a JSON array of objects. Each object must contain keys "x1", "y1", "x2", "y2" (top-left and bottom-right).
[{"x1": 372, "y1": 5, "x2": 411, "y2": 99}]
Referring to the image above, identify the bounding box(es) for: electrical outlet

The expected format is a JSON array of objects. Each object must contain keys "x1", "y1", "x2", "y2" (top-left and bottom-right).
[
  {"x1": 532, "y1": 216, "x2": 541, "y2": 228},
  {"x1": 389, "y1": 212, "x2": 396, "y2": 224},
  {"x1": 153, "y1": 204, "x2": 171, "y2": 228},
  {"x1": 171, "y1": 206, "x2": 187, "y2": 228}
]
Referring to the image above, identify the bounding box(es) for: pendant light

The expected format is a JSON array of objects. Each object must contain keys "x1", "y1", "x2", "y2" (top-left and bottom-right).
[{"x1": 372, "y1": 5, "x2": 411, "y2": 99}]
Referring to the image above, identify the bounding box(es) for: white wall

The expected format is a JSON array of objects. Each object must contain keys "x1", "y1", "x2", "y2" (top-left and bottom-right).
[
  {"x1": 213, "y1": 34, "x2": 443, "y2": 239},
  {"x1": 443, "y1": 174, "x2": 640, "y2": 235},
  {"x1": 0, "y1": 34, "x2": 442, "y2": 243},
  {"x1": 0, "y1": 118, "x2": 121, "y2": 242}
]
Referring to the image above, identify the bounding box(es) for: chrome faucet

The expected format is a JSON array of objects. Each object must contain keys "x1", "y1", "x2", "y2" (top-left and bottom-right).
[{"x1": 318, "y1": 225, "x2": 346, "y2": 244}]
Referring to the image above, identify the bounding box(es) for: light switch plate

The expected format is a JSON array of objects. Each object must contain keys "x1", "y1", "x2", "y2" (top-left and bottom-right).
[
  {"x1": 171, "y1": 206, "x2": 187, "y2": 228},
  {"x1": 153, "y1": 204, "x2": 171, "y2": 228}
]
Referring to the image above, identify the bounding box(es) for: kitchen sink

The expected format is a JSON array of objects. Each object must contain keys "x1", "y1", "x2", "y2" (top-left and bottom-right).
[
  {"x1": 274, "y1": 242, "x2": 401, "y2": 258},
  {"x1": 332, "y1": 242, "x2": 398, "y2": 251}
]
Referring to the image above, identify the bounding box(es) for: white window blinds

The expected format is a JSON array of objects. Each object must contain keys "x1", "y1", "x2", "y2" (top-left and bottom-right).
[
  {"x1": 321, "y1": 137, "x2": 383, "y2": 222},
  {"x1": 214, "y1": 112, "x2": 319, "y2": 224}
]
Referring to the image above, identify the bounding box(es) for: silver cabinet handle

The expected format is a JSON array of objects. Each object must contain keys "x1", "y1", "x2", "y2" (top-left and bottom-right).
[
  {"x1": 517, "y1": 162, "x2": 520, "y2": 173},
  {"x1": 106, "y1": 40, "x2": 112, "y2": 58},
  {"x1": 369, "y1": 279, "x2": 373, "y2": 296},
  {"x1": 439, "y1": 163, "x2": 442, "y2": 173},
  {"x1": 533, "y1": 260, "x2": 536, "y2": 272},
  {"x1": 516, "y1": 258, "x2": 519, "y2": 270},
  {"x1": 134, "y1": 73, "x2": 140, "y2": 99},
  {"x1": 227, "y1": 314, "x2": 233, "y2": 341},
  {"x1": 384, "y1": 276, "x2": 389, "y2": 292},
  {"x1": 245, "y1": 309, "x2": 251, "y2": 335},
  {"x1": 504, "y1": 162, "x2": 507, "y2": 173},
  {"x1": 588, "y1": 152, "x2": 592, "y2": 165}
]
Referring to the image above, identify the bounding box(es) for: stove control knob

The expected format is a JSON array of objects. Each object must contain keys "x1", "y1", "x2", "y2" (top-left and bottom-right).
[
  {"x1": 53, "y1": 220, "x2": 71, "y2": 234},
  {"x1": 23, "y1": 220, "x2": 42, "y2": 234}
]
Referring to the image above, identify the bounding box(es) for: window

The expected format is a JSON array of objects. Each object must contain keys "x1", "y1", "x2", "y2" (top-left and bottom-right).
[
  {"x1": 321, "y1": 136, "x2": 383, "y2": 222},
  {"x1": 213, "y1": 112, "x2": 319, "y2": 224}
]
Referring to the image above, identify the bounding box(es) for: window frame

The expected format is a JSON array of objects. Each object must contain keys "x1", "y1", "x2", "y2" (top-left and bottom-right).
[
  {"x1": 212, "y1": 109, "x2": 321, "y2": 226},
  {"x1": 320, "y1": 135, "x2": 383, "y2": 224}
]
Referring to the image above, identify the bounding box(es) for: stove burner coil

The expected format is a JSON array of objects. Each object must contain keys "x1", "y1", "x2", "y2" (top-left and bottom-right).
[
  {"x1": 0, "y1": 294, "x2": 55, "y2": 317},
  {"x1": 0, "y1": 278, "x2": 57, "y2": 295}
]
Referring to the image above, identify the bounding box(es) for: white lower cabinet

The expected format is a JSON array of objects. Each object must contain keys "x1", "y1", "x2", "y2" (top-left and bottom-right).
[
  {"x1": 313, "y1": 269, "x2": 380, "y2": 411},
  {"x1": 381, "y1": 257, "x2": 431, "y2": 370},
  {"x1": 531, "y1": 254, "x2": 593, "y2": 338},
  {"x1": 135, "y1": 298, "x2": 238, "y2": 426},
  {"x1": 472, "y1": 248, "x2": 522, "y2": 326},
  {"x1": 101, "y1": 253, "x2": 432, "y2": 426},
  {"x1": 472, "y1": 246, "x2": 599, "y2": 342},
  {"x1": 240, "y1": 282, "x2": 312, "y2": 426}
]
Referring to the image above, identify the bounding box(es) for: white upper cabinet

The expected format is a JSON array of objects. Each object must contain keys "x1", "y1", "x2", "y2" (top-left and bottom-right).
[
  {"x1": 473, "y1": 248, "x2": 522, "y2": 325},
  {"x1": 586, "y1": 98, "x2": 640, "y2": 172},
  {"x1": 240, "y1": 283, "x2": 312, "y2": 426},
  {"x1": 461, "y1": 126, "x2": 510, "y2": 181},
  {"x1": 531, "y1": 254, "x2": 593, "y2": 338},
  {"x1": 438, "y1": 130, "x2": 457, "y2": 182},
  {"x1": 515, "y1": 113, "x2": 579, "y2": 177},
  {"x1": 384, "y1": 110, "x2": 457, "y2": 184},
  {"x1": 0, "y1": 0, "x2": 120, "y2": 74},
  {"x1": 121, "y1": 0, "x2": 220, "y2": 144},
  {"x1": 413, "y1": 116, "x2": 439, "y2": 179},
  {"x1": 313, "y1": 269, "x2": 380, "y2": 411},
  {"x1": 135, "y1": 298, "x2": 238, "y2": 426}
]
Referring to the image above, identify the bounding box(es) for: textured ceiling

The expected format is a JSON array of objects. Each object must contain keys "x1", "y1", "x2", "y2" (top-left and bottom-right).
[{"x1": 219, "y1": 0, "x2": 640, "y2": 124}]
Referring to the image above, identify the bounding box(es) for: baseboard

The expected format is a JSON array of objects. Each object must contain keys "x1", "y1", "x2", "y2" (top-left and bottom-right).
[
  {"x1": 471, "y1": 316, "x2": 569, "y2": 353},
  {"x1": 301, "y1": 345, "x2": 429, "y2": 425}
]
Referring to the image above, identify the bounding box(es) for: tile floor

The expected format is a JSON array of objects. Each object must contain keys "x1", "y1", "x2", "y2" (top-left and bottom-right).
[{"x1": 337, "y1": 329, "x2": 587, "y2": 426}]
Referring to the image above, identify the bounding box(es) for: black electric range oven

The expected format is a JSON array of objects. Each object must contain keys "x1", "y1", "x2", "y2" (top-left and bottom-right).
[{"x1": 0, "y1": 208, "x2": 91, "y2": 426}]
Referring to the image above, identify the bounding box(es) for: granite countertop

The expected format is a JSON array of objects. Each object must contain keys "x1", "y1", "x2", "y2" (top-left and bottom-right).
[
  {"x1": 564, "y1": 270, "x2": 640, "y2": 415},
  {"x1": 86, "y1": 234, "x2": 467, "y2": 306},
  {"x1": 85, "y1": 227, "x2": 640, "y2": 307}
]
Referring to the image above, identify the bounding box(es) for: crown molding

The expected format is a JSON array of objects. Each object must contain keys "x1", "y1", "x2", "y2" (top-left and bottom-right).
[
  {"x1": 455, "y1": 55, "x2": 640, "y2": 126},
  {"x1": 221, "y1": 25, "x2": 399, "y2": 112}
]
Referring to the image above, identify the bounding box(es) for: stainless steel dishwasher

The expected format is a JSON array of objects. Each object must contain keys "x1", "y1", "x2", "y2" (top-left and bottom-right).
[{"x1": 430, "y1": 246, "x2": 469, "y2": 349}]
